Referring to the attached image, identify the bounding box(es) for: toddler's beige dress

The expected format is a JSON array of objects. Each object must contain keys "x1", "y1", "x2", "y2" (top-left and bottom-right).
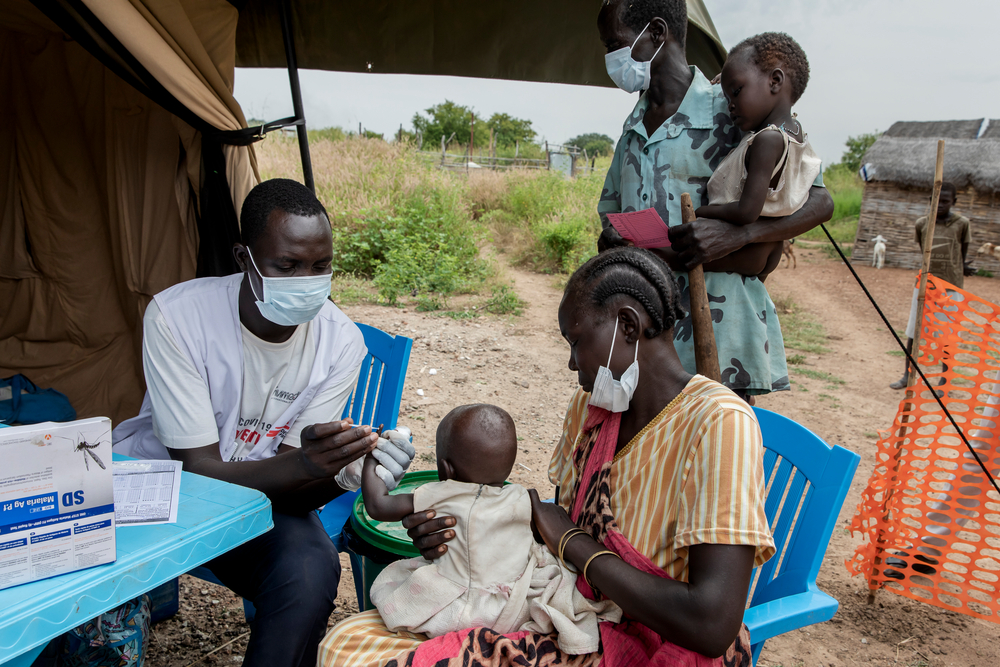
[
  {"x1": 707, "y1": 123, "x2": 822, "y2": 216},
  {"x1": 370, "y1": 480, "x2": 621, "y2": 655}
]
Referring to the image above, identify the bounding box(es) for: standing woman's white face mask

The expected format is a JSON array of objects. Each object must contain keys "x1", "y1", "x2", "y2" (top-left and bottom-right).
[{"x1": 604, "y1": 22, "x2": 664, "y2": 94}]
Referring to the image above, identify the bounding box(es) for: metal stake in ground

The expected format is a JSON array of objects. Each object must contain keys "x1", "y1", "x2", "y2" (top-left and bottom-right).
[
  {"x1": 680, "y1": 193, "x2": 721, "y2": 382},
  {"x1": 866, "y1": 139, "x2": 946, "y2": 604}
]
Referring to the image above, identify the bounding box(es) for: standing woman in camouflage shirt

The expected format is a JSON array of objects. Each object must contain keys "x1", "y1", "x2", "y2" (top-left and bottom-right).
[{"x1": 596, "y1": 0, "x2": 833, "y2": 401}]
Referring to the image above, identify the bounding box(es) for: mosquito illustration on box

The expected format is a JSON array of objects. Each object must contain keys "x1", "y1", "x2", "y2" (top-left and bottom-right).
[{"x1": 53, "y1": 430, "x2": 110, "y2": 472}]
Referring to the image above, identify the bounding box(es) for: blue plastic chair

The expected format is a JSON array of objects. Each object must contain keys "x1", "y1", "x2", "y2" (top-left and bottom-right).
[
  {"x1": 319, "y1": 323, "x2": 413, "y2": 549},
  {"x1": 744, "y1": 407, "x2": 860, "y2": 664},
  {"x1": 189, "y1": 322, "x2": 412, "y2": 620}
]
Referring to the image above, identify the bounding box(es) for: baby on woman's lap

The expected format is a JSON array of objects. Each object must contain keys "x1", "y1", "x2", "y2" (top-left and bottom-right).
[{"x1": 361, "y1": 404, "x2": 621, "y2": 655}]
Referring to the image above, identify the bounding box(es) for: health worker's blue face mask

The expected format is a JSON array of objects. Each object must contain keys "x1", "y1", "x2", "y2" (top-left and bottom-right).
[
  {"x1": 604, "y1": 23, "x2": 664, "y2": 94},
  {"x1": 246, "y1": 249, "x2": 331, "y2": 326}
]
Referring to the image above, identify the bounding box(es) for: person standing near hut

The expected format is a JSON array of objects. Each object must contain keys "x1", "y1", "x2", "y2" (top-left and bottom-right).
[{"x1": 890, "y1": 182, "x2": 973, "y2": 389}]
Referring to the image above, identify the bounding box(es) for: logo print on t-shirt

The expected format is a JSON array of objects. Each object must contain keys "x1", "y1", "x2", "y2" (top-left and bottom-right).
[
  {"x1": 266, "y1": 423, "x2": 291, "y2": 439},
  {"x1": 272, "y1": 389, "x2": 300, "y2": 404}
]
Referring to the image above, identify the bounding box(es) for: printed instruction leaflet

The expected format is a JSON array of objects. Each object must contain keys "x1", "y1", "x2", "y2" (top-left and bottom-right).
[{"x1": 113, "y1": 460, "x2": 182, "y2": 526}]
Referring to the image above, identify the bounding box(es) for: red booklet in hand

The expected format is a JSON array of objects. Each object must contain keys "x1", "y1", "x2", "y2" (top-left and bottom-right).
[{"x1": 606, "y1": 208, "x2": 671, "y2": 249}]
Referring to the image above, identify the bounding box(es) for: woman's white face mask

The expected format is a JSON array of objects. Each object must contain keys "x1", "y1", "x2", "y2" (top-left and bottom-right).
[
  {"x1": 246, "y1": 249, "x2": 331, "y2": 326},
  {"x1": 588, "y1": 321, "x2": 639, "y2": 413},
  {"x1": 604, "y1": 22, "x2": 664, "y2": 94}
]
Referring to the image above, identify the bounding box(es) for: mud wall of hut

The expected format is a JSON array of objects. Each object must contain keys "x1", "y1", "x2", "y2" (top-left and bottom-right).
[{"x1": 853, "y1": 183, "x2": 1000, "y2": 275}]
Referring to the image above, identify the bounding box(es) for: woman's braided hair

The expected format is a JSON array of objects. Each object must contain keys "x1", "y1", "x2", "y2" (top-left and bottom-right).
[{"x1": 566, "y1": 247, "x2": 684, "y2": 339}]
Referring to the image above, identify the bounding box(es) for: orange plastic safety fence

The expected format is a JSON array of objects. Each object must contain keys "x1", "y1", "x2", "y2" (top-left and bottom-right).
[{"x1": 847, "y1": 274, "x2": 1000, "y2": 622}]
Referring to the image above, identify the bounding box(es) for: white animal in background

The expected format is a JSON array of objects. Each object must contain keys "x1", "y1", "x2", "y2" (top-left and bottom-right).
[
  {"x1": 872, "y1": 235, "x2": 887, "y2": 269},
  {"x1": 978, "y1": 242, "x2": 1000, "y2": 261},
  {"x1": 782, "y1": 239, "x2": 796, "y2": 268}
]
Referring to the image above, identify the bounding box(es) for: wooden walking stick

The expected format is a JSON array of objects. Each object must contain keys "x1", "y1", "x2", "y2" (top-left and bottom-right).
[
  {"x1": 680, "y1": 193, "x2": 721, "y2": 381},
  {"x1": 866, "y1": 139, "x2": 946, "y2": 604}
]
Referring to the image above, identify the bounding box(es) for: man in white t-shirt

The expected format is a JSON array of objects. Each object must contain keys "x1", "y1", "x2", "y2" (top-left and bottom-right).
[{"x1": 113, "y1": 179, "x2": 415, "y2": 667}]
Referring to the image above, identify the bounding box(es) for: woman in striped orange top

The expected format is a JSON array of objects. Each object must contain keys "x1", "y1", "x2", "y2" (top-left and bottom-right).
[{"x1": 318, "y1": 247, "x2": 774, "y2": 666}]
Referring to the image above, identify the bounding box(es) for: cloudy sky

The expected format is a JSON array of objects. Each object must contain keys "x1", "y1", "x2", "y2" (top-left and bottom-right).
[{"x1": 234, "y1": 0, "x2": 997, "y2": 166}]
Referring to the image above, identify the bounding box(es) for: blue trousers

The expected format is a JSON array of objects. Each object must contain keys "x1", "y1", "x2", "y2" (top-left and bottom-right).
[{"x1": 205, "y1": 510, "x2": 341, "y2": 667}]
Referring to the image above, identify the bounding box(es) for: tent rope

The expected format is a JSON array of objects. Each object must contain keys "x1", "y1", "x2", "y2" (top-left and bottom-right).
[{"x1": 819, "y1": 223, "x2": 1000, "y2": 496}]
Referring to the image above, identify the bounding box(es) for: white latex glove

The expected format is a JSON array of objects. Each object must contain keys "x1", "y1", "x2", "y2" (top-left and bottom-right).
[
  {"x1": 334, "y1": 456, "x2": 364, "y2": 491},
  {"x1": 372, "y1": 427, "x2": 415, "y2": 491}
]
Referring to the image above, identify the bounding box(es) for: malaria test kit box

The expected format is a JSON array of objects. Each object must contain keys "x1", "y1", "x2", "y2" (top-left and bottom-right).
[{"x1": 0, "y1": 417, "x2": 115, "y2": 590}]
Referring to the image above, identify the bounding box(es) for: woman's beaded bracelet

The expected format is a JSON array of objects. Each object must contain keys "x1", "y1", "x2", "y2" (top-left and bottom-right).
[
  {"x1": 557, "y1": 528, "x2": 589, "y2": 566},
  {"x1": 582, "y1": 549, "x2": 622, "y2": 593}
]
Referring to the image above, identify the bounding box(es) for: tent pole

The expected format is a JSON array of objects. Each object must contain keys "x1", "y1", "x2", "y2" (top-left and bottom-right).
[{"x1": 279, "y1": 0, "x2": 315, "y2": 192}]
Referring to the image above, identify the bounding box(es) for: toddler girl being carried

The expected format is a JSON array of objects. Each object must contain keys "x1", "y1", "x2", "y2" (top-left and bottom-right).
[
  {"x1": 361, "y1": 404, "x2": 620, "y2": 655},
  {"x1": 698, "y1": 32, "x2": 822, "y2": 279}
]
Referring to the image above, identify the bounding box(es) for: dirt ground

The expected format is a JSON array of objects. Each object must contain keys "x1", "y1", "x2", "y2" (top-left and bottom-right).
[{"x1": 145, "y1": 247, "x2": 1000, "y2": 667}]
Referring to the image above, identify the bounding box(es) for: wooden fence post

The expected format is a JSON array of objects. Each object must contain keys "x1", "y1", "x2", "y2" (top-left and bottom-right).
[
  {"x1": 907, "y1": 140, "x2": 947, "y2": 388},
  {"x1": 867, "y1": 139, "x2": 946, "y2": 604}
]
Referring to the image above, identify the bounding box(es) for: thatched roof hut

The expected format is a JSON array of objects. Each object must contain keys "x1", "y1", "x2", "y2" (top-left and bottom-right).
[
  {"x1": 981, "y1": 119, "x2": 1000, "y2": 140},
  {"x1": 884, "y1": 119, "x2": 985, "y2": 139},
  {"x1": 853, "y1": 119, "x2": 1000, "y2": 275}
]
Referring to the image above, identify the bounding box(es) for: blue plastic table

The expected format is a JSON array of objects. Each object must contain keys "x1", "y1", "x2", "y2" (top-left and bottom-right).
[{"x1": 0, "y1": 456, "x2": 272, "y2": 666}]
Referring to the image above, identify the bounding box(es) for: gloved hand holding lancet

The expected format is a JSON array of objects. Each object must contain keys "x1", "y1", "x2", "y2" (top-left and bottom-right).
[
  {"x1": 334, "y1": 426, "x2": 414, "y2": 491},
  {"x1": 372, "y1": 427, "x2": 415, "y2": 491}
]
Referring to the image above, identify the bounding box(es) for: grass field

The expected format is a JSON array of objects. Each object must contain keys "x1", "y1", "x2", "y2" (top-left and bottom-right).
[
  {"x1": 799, "y1": 163, "x2": 863, "y2": 245},
  {"x1": 255, "y1": 133, "x2": 864, "y2": 307},
  {"x1": 256, "y1": 134, "x2": 609, "y2": 308}
]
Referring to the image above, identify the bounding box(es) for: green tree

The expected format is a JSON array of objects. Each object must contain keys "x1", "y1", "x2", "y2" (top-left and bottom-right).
[
  {"x1": 412, "y1": 101, "x2": 483, "y2": 149},
  {"x1": 840, "y1": 131, "x2": 880, "y2": 174},
  {"x1": 485, "y1": 112, "x2": 536, "y2": 147},
  {"x1": 565, "y1": 133, "x2": 615, "y2": 157}
]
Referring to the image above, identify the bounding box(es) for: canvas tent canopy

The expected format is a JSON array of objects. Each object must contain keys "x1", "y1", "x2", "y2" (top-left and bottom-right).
[
  {"x1": 235, "y1": 0, "x2": 727, "y2": 85},
  {"x1": 1, "y1": 0, "x2": 258, "y2": 425},
  {"x1": 853, "y1": 119, "x2": 1000, "y2": 271},
  {"x1": 1, "y1": 0, "x2": 727, "y2": 425}
]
